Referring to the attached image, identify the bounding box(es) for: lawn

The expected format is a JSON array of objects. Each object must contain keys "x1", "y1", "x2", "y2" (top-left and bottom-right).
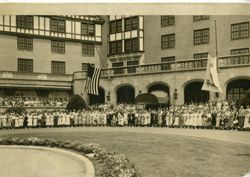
[{"x1": 1, "y1": 128, "x2": 250, "y2": 177}]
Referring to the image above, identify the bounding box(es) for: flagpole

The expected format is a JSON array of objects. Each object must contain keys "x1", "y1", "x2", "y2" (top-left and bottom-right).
[{"x1": 214, "y1": 20, "x2": 218, "y2": 58}]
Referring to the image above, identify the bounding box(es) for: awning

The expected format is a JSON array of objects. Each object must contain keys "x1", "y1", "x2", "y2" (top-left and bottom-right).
[{"x1": 135, "y1": 93, "x2": 169, "y2": 105}]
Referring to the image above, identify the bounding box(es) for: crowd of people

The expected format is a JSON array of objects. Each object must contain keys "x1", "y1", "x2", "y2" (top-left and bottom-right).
[
  {"x1": 0, "y1": 96, "x2": 67, "y2": 108},
  {"x1": 0, "y1": 100, "x2": 250, "y2": 131}
]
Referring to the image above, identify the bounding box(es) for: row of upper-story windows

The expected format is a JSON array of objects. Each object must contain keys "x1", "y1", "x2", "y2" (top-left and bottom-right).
[
  {"x1": 161, "y1": 15, "x2": 209, "y2": 27},
  {"x1": 109, "y1": 38, "x2": 139, "y2": 55},
  {"x1": 16, "y1": 16, "x2": 95, "y2": 36},
  {"x1": 18, "y1": 58, "x2": 66, "y2": 74},
  {"x1": 17, "y1": 36, "x2": 95, "y2": 56},
  {"x1": 109, "y1": 16, "x2": 138, "y2": 34},
  {"x1": 161, "y1": 22, "x2": 249, "y2": 49}
]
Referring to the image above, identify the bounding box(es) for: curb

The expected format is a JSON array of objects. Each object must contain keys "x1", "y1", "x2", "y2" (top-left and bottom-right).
[{"x1": 0, "y1": 145, "x2": 95, "y2": 177}]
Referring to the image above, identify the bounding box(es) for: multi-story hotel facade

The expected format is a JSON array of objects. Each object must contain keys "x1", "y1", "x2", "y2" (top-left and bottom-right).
[{"x1": 0, "y1": 15, "x2": 250, "y2": 106}]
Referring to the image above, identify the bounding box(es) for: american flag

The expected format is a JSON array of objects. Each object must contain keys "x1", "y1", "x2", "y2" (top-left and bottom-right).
[{"x1": 84, "y1": 63, "x2": 102, "y2": 95}]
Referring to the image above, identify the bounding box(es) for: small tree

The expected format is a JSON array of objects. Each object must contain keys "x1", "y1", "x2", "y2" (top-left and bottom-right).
[
  {"x1": 66, "y1": 94, "x2": 86, "y2": 111},
  {"x1": 239, "y1": 89, "x2": 250, "y2": 107}
]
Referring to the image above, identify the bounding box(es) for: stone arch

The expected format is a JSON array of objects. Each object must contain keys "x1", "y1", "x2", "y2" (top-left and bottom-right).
[
  {"x1": 116, "y1": 84, "x2": 135, "y2": 104},
  {"x1": 183, "y1": 80, "x2": 209, "y2": 104}
]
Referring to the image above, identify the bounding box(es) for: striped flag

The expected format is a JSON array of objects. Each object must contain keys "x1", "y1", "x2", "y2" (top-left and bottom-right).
[{"x1": 84, "y1": 64, "x2": 102, "y2": 95}]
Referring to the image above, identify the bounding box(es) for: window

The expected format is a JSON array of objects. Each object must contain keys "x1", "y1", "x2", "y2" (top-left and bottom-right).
[
  {"x1": 161, "y1": 56, "x2": 175, "y2": 71},
  {"x1": 50, "y1": 18, "x2": 65, "y2": 33},
  {"x1": 193, "y1": 52, "x2": 208, "y2": 59},
  {"x1": 17, "y1": 36, "x2": 33, "y2": 51},
  {"x1": 110, "y1": 20, "x2": 122, "y2": 34},
  {"x1": 51, "y1": 40, "x2": 65, "y2": 54},
  {"x1": 16, "y1": 16, "x2": 33, "y2": 29},
  {"x1": 193, "y1": 16, "x2": 210, "y2": 21},
  {"x1": 112, "y1": 62, "x2": 124, "y2": 75},
  {"x1": 127, "y1": 60, "x2": 139, "y2": 73},
  {"x1": 81, "y1": 23, "x2": 95, "y2": 36},
  {"x1": 231, "y1": 22, "x2": 249, "y2": 40},
  {"x1": 51, "y1": 61, "x2": 65, "y2": 74},
  {"x1": 109, "y1": 41, "x2": 122, "y2": 55},
  {"x1": 194, "y1": 28, "x2": 209, "y2": 45},
  {"x1": 17, "y1": 58, "x2": 33, "y2": 72},
  {"x1": 125, "y1": 38, "x2": 139, "y2": 53},
  {"x1": 82, "y1": 44, "x2": 95, "y2": 56},
  {"x1": 230, "y1": 48, "x2": 249, "y2": 65},
  {"x1": 82, "y1": 63, "x2": 94, "y2": 71},
  {"x1": 125, "y1": 16, "x2": 138, "y2": 31},
  {"x1": 161, "y1": 16, "x2": 175, "y2": 27},
  {"x1": 161, "y1": 34, "x2": 175, "y2": 49}
]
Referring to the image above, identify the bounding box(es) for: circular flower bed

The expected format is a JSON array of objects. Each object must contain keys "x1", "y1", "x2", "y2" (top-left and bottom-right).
[{"x1": 0, "y1": 137, "x2": 139, "y2": 177}]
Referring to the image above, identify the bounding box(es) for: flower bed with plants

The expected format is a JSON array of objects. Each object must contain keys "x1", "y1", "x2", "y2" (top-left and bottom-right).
[{"x1": 0, "y1": 137, "x2": 139, "y2": 177}]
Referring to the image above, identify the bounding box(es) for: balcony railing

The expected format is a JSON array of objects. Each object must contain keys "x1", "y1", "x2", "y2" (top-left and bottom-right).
[{"x1": 73, "y1": 53, "x2": 250, "y2": 80}]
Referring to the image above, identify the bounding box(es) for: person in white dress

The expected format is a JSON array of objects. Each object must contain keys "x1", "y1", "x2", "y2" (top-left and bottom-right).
[{"x1": 243, "y1": 106, "x2": 250, "y2": 129}]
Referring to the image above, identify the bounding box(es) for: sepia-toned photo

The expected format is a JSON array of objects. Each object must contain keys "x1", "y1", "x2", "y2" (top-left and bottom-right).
[{"x1": 0, "y1": 3, "x2": 249, "y2": 177}]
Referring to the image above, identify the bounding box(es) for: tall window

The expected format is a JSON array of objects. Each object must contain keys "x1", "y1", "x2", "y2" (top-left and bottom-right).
[
  {"x1": 81, "y1": 23, "x2": 95, "y2": 36},
  {"x1": 51, "y1": 40, "x2": 65, "y2": 54},
  {"x1": 17, "y1": 36, "x2": 33, "y2": 51},
  {"x1": 16, "y1": 16, "x2": 33, "y2": 29},
  {"x1": 110, "y1": 41, "x2": 122, "y2": 55},
  {"x1": 50, "y1": 18, "x2": 65, "y2": 33},
  {"x1": 194, "y1": 28, "x2": 209, "y2": 45},
  {"x1": 193, "y1": 16, "x2": 209, "y2": 21},
  {"x1": 231, "y1": 22, "x2": 249, "y2": 40},
  {"x1": 110, "y1": 20, "x2": 122, "y2": 34},
  {"x1": 125, "y1": 16, "x2": 138, "y2": 31},
  {"x1": 51, "y1": 61, "x2": 65, "y2": 74},
  {"x1": 161, "y1": 16, "x2": 175, "y2": 27},
  {"x1": 18, "y1": 58, "x2": 33, "y2": 72},
  {"x1": 82, "y1": 44, "x2": 95, "y2": 56},
  {"x1": 230, "y1": 48, "x2": 249, "y2": 65},
  {"x1": 125, "y1": 38, "x2": 139, "y2": 53},
  {"x1": 161, "y1": 34, "x2": 175, "y2": 49}
]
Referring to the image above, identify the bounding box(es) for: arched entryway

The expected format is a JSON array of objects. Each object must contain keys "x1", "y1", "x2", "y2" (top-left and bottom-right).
[
  {"x1": 147, "y1": 83, "x2": 170, "y2": 105},
  {"x1": 184, "y1": 81, "x2": 209, "y2": 104},
  {"x1": 89, "y1": 87, "x2": 105, "y2": 105},
  {"x1": 226, "y1": 79, "x2": 250, "y2": 103},
  {"x1": 116, "y1": 85, "x2": 135, "y2": 104}
]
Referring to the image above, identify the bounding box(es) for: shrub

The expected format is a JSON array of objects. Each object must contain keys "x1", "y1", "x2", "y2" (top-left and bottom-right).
[{"x1": 66, "y1": 94, "x2": 86, "y2": 111}]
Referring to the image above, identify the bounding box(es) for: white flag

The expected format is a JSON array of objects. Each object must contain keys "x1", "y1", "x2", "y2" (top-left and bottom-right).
[{"x1": 201, "y1": 55, "x2": 223, "y2": 93}]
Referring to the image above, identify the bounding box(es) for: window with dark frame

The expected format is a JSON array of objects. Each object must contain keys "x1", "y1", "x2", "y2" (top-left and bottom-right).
[
  {"x1": 125, "y1": 16, "x2": 138, "y2": 31},
  {"x1": 161, "y1": 16, "x2": 175, "y2": 27},
  {"x1": 193, "y1": 53, "x2": 208, "y2": 68},
  {"x1": 50, "y1": 18, "x2": 65, "y2": 33},
  {"x1": 193, "y1": 52, "x2": 208, "y2": 59},
  {"x1": 231, "y1": 22, "x2": 249, "y2": 40},
  {"x1": 161, "y1": 56, "x2": 175, "y2": 71},
  {"x1": 51, "y1": 61, "x2": 65, "y2": 74},
  {"x1": 110, "y1": 20, "x2": 122, "y2": 34},
  {"x1": 17, "y1": 36, "x2": 33, "y2": 51},
  {"x1": 193, "y1": 16, "x2": 210, "y2": 21},
  {"x1": 230, "y1": 48, "x2": 249, "y2": 65},
  {"x1": 82, "y1": 63, "x2": 95, "y2": 71},
  {"x1": 82, "y1": 43, "x2": 95, "y2": 56},
  {"x1": 127, "y1": 60, "x2": 139, "y2": 73},
  {"x1": 125, "y1": 38, "x2": 139, "y2": 53},
  {"x1": 109, "y1": 41, "x2": 122, "y2": 55},
  {"x1": 112, "y1": 62, "x2": 124, "y2": 75},
  {"x1": 81, "y1": 23, "x2": 95, "y2": 36},
  {"x1": 17, "y1": 58, "x2": 33, "y2": 72},
  {"x1": 193, "y1": 28, "x2": 209, "y2": 45},
  {"x1": 161, "y1": 34, "x2": 175, "y2": 49},
  {"x1": 51, "y1": 40, "x2": 65, "y2": 54},
  {"x1": 16, "y1": 16, "x2": 33, "y2": 29}
]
